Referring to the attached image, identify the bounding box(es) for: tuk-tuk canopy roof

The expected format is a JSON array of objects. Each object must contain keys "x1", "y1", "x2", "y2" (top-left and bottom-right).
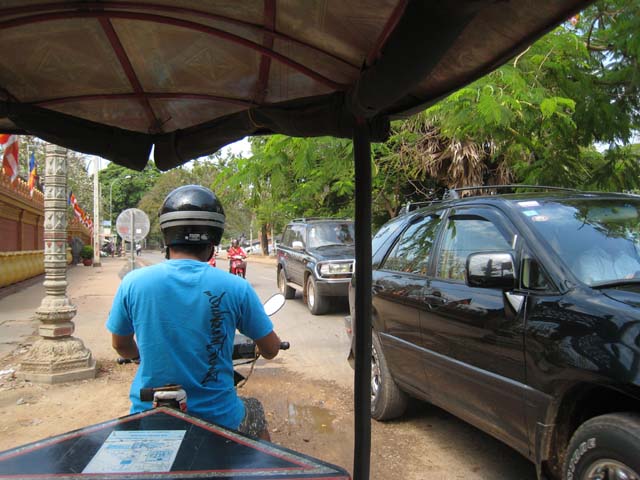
[{"x1": 0, "y1": 0, "x2": 591, "y2": 171}]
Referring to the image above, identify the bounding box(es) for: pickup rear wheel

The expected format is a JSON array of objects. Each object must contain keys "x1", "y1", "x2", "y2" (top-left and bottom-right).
[
  {"x1": 306, "y1": 276, "x2": 329, "y2": 315},
  {"x1": 563, "y1": 413, "x2": 640, "y2": 480},
  {"x1": 278, "y1": 268, "x2": 295, "y2": 299},
  {"x1": 371, "y1": 332, "x2": 407, "y2": 421}
]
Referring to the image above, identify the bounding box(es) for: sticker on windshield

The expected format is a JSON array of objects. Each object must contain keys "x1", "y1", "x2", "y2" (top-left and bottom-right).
[
  {"x1": 518, "y1": 201, "x2": 540, "y2": 208},
  {"x1": 531, "y1": 215, "x2": 549, "y2": 222},
  {"x1": 523, "y1": 210, "x2": 539, "y2": 217},
  {"x1": 83, "y1": 430, "x2": 186, "y2": 473}
]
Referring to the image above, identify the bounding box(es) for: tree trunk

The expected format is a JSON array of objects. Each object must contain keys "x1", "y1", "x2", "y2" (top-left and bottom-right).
[{"x1": 260, "y1": 224, "x2": 269, "y2": 255}]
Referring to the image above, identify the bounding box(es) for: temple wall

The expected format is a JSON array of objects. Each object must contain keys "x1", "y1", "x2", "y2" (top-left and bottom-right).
[{"x1": 0, "y1": 176, "x2": 89, "y2": 288}]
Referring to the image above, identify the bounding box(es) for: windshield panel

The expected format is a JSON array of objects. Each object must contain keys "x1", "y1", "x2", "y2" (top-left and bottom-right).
[
  {"x1": 308, "y1": 222, "x2": 355, "y2": 249},
  {"x1": 517, "y1": 199, "x2": 640, "y2": 286}
]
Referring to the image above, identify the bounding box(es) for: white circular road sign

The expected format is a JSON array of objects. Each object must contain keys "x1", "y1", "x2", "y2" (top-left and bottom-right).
[{"x1": 116, "y1": 208, "x2": 150, "y2": 243}]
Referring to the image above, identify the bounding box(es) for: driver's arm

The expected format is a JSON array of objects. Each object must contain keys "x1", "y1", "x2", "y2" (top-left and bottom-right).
[
  {"x1": 255, "y1": 330, "x2": 281, "y2": 359},
  {"x1": 111, "y1": 333, "x2": 139, "y2": 360}
]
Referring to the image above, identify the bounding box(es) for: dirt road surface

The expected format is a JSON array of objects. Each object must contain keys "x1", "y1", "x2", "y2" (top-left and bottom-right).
[{"x1": 0, "y1": 255, "x2": 537, "y2": 479}]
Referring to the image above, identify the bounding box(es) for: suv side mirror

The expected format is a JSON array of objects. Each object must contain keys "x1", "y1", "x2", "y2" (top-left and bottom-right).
[
  {"x1": 466, "y1": 252, "x2": 515, "y2": 289},
  {"x1": 292, "y1": 240, "x2": 304, "y2": 250}
]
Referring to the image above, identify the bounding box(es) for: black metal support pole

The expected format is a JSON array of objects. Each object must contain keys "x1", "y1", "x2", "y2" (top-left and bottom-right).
[{"x1": 352, "y1": 118, "x2": 372, "y2": 480}]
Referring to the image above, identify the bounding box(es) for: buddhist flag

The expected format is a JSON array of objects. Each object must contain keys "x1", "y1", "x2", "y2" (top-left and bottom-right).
[
  {"x1": 69, "y1": 191, "x2": 84, "y2": 221},
  {"x1": 28, "y1": 152, "x2": 37, "y2": 196},
  {"x1": 0, "y1": 134, "x2": 19, "y2": 182}
]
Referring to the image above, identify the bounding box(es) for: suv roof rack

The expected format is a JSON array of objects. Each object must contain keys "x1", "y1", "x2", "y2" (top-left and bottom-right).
[
  {"x1": 290, "y1": 217, "x2": 352, "y2": 223},
  {"x1": 444, "y1": 185, "x2": 580, "y2": 200},
  {"x1": 399, "y1": 200, "x2": 441, "y2": 216}
]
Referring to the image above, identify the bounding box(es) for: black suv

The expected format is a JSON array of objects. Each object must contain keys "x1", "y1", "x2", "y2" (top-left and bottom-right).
[
  {"x1": 346, "y1": 188, "x2": 640, "y2": 480},
  {"x1": 277, "y1": 218, "x2": 355, "y2": 315}
]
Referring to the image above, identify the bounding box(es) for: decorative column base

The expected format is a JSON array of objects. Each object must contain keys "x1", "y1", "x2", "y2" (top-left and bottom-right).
[
  {"x1": 20, "y1": 143, "x2": 97, "y2": 385},
  {"x1": 19, "y1": 337, "x2": 96, "y2": 384}
]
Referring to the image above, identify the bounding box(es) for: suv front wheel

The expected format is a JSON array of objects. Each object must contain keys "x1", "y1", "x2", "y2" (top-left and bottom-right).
[
  {"x1": 278, "y1": 268, "x2": 295, "y2": 299},
  {"x1": 306, "y1": 276, "x2": 329, "y2": 315},
  {"x1": 371, "y1": 332, "x2": 408, "y2": 421},
  {"x1": 563, "y1": 413, "x2": 640, "y2": 480}
]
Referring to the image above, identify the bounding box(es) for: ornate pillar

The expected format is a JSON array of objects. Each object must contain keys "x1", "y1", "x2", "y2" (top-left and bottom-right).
[{"x1": 19, "y1": 143, "x2": 96, "y2": 383}]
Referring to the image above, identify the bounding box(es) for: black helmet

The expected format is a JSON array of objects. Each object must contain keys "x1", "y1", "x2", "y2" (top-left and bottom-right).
[{"x1": 159, "y1": 185, "x2": 225, "y2": 246}]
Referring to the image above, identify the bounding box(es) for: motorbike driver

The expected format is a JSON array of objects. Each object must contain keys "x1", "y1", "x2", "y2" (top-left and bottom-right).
[
  {"x1": 227, "y1": 238, "x2": 247, "y2": 277},
  {"x1": 106, "y1": 185, "x2": 282, "y2": 440}
]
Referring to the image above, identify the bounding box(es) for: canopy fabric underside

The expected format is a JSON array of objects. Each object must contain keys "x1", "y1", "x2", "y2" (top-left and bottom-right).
[{"x1": 0, "y1": 0, "x2": 592, "y2": 170}]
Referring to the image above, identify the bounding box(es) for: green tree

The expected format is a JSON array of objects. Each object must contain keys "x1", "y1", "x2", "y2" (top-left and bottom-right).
[
  {"x1": 214, "y1": 135, "x2": 356, "y2": 252},
  {"x1": 99, "y1": 161, "x2": 161, "y2": 227},
  {"x1": 66, "y1": 151, "x2": 94, "y2": 221},
  {"x1": 410, "y1": 0, "x2": 640, "y2": 192}
]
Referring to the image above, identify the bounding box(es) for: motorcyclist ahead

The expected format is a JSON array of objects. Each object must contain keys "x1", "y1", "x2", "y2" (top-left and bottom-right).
[
  {"x1": 227, "y1": 238, "x2": 247, "y2": 277},
  {"x1": 106, "y1": 185, "x2": 282, "y2": 440}
]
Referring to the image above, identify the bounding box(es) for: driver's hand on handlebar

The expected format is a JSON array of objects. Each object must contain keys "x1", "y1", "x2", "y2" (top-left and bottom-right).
[{"x1": 255, "y1": 331, "x2": 281, "y2": 359}]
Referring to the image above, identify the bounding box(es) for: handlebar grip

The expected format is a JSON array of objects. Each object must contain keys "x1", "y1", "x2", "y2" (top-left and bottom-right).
[
  {"x1": 280, "y1": 342, "x2": 290, "y2": 350},
  {"x1": 117, "y1": 356, "x2": 140, "y2": 365},
  {"x1": 140, "y1": 388, "x2": 155, "y2": 402}
]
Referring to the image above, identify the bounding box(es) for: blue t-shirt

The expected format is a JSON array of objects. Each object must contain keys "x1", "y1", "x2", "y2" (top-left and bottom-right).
[{"x1": 106, "y1": 259, "x2": 273, "y2": 429}]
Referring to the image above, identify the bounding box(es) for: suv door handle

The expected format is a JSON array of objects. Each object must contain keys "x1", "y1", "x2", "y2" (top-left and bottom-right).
[
  {"x1": 423, "y1": 290, "x2": 448, "y2": 310},
  {"x1": 424, "y1": 289, "x2": 445, "y2": 300}
]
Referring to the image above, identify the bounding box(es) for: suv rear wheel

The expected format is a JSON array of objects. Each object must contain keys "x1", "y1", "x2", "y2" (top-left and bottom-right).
[
  {"x1": 371, "y1": 332, "x2": 408, "y2": 421},
  {"x1": 306, "y1": 275, "x2": 329, "y2": 315},
  {"x1": 278, "y1": 268, "x2": 295, "y2": 299},
  {"x1": 563, "y1": 413, "x2": 640, "y2": 480}
]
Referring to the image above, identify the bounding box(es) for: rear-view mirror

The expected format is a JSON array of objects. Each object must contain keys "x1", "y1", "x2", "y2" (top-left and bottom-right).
[
  {"x1": 264, "y1": 293, "x2": 286, "y2": 316},
  {"x1": 292, "y1": 240, "x2": 304, "y2": 250},
  {"x1": 466, "y1": 252, "x2": 516, "y2": 289}
]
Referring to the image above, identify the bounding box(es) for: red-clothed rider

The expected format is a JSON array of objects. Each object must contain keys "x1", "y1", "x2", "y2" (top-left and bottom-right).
[{"x1": 227, "y1": 239, "x2": 247, "y2": 277}]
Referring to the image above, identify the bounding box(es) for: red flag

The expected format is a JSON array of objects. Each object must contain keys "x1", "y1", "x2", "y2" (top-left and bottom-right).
[{"x1": 0, "y1": 134, "x2": 19, "y2": 182}]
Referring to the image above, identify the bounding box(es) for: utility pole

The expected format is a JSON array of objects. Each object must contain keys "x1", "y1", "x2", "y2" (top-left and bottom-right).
[{"x1": 92, "y1": 157, "x2": 101, "y2": 267}]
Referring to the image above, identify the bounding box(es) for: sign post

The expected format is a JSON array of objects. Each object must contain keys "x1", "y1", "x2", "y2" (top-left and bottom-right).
[
  {"x1": 116, "y1": 208, "x2": 150, "y2": 272},
  {"x1": 130, "y1": 209, "x2": 135, "y2": 271}
]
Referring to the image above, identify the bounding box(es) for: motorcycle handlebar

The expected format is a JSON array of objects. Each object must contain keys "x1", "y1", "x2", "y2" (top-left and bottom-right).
[
  {"x1": 117, "y1": 342, "x2": 289, "y2": 363},
  {"x1": 232, "y1": 340, "x2": 290, "y2": 360}
]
